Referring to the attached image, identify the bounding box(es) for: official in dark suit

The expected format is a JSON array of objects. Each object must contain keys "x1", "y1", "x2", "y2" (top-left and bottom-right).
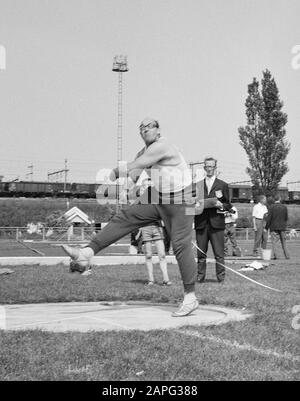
[
  {"x1": 266, "y1": 194, "x2": 290, "y2": 259},
  {"x1": 194, "y1": 157, "x2": 231, "y2": 283}
]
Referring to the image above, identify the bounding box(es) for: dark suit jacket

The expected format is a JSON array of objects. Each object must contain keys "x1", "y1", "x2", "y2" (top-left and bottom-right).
[
  {"x1": 266, "y1": 202, "x2": 288, "y2": 231},
  {"x1": 194, "y1": 178, "x2": 230, "y2": 230}
]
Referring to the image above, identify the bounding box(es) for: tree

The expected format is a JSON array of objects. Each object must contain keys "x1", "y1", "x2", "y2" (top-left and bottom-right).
[
  {"x1": 45, "y1": 210, "x2": 67, "y2": 227},
  {"x1": 238, "y1": 70, "x2": 290, "y2": 196}
]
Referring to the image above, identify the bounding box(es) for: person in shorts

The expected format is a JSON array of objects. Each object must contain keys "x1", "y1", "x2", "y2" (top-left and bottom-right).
[{"x1": 141, "y1": 222, "x2": 171, "y2": 286}]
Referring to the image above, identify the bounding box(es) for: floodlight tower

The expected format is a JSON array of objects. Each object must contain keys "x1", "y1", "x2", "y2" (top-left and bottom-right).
[{"x1": 112, "y1": 55, "x2": 128, "y2": 212}]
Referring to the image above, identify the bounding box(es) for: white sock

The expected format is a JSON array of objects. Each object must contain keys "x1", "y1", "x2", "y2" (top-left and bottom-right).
[{"x1": 183, "y1": 292, "x2": 197, "y2": 304}]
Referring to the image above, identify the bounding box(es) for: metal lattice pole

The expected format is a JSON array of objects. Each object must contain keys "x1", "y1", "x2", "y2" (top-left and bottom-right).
[
  {"x1": 117, "y1": 71, "x2": 123, "y2": 163},
  {"x1": 116, "y1": 72, "x2": 123, "y2": 213},
  {"x1": 112, "y1": 55, "x2": 128, "y2": 213}
]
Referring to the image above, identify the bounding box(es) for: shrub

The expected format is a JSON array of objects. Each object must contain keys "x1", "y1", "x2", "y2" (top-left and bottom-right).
[
  {"x1": 236, "y1": 217, "x2": 251, "y2": 228},
  {"x1": 0, "y1": 199, "x2": 115, "y2": 227}
]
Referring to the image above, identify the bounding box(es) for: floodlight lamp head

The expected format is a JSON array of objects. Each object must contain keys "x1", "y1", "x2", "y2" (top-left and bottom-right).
[{"x1": 112, "y1": 55, "x2": 129, "y2": 72}]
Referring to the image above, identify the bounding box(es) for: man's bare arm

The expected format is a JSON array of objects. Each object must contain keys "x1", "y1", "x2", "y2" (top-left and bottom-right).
[
  {"x1": 110, "y1": 141, "x2": 168, "y2": 182},
  {"x1": 128, "y1": 141, "x2": 167, "y2": 172}
]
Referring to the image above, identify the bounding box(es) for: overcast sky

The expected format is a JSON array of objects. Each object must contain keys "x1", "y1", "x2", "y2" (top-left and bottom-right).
[{"x1": 0, "y1": 0, "x2": 299, "y2": 189}]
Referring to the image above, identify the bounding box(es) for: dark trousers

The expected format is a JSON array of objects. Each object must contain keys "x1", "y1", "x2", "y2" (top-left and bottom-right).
[
  {"x1": 224, "y1": 223, "x2": 238, "y2": 255},
  {"x1": 271, "y1": 230, "x2": 289, "y2": 259},
  {"x1": 88, "y1": 203, "x2": 197, "y2": 292},
  {"x1": 130, "y1": 229, "x2": 143, "y2": 253},
  {"x1": 195, "y1": 225, "x2": 225, "y2": 282},
  {"x1": 163, "y1": 226, "x2": 171, "y2": 253}
]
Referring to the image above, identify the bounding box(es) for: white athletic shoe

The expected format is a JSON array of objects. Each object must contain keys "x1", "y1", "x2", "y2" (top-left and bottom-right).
[
  {"x1": 62, "y1": 245, "x2": 90, "y2": 272},
  {"x1": 171, "y1": 299, "x2": 199, "y2": 317}
]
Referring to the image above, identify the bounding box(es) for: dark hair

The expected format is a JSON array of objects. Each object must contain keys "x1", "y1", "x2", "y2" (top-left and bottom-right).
[
  {"x1": 204, "y1": 157, "x2": 217, "y2": 166},
  {"x1": 274, "y1": 194, "x2": 281, "y2": 202}
]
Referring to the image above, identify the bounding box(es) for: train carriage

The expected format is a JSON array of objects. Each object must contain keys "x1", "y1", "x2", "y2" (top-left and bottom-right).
[
  {"x1": 229, "y1": 184, "x2": 253, "y2": 203},
  {"x1": 288, "y1": 191, "x2": 300, "y2": 204},
  {"x1": 0, "y1": 179, "x2": 297, "y2": 203}
]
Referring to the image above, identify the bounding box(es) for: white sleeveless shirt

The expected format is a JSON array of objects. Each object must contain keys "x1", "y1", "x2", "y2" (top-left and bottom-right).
[{"x1": 149, "y1": 142, "x2": 192, "y2": 193}]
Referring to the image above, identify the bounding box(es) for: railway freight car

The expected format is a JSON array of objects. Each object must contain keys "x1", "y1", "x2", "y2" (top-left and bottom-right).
[
  {"x1": 288, "y1": 191, "x2": 300, "y2": 204},
  {"x1": 0, "y1": 179, "x2": 296, "y2": 203},
  {"x1": 0, "y1": 181, "x2": 72, "y2": 197},
  {"x1": 229, "y1": 184, "x2": 253, "y2": 203},
  {"x1": 7, "y1": 181, "x2": 52, "y2": 197},
  {"x1": 229, "y1": 184, "x2": 289, "y2": 203},
  {"x1": 70, "y1": 183, "x2": 97, "y2": 198}
]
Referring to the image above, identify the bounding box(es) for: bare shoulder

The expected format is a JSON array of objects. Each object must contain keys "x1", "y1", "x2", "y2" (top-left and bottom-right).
[{"x1": 147, "y1": 138, "x2": 169, "y2": 154}]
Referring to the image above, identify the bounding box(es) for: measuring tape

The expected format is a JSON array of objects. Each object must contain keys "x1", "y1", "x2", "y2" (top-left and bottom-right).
[{"x1": 192, "y1": 241, "x2": 282, "y2": 292}]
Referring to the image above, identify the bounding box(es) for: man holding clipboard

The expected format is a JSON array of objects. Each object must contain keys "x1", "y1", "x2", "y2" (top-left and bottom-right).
[{"x1": 194, "y1": 157, "x2": 231, "y2": 283}]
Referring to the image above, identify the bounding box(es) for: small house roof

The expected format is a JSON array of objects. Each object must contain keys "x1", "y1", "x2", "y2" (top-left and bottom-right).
[{"x1": 63, "y1": 206, "x2": 91, "y2": 224}]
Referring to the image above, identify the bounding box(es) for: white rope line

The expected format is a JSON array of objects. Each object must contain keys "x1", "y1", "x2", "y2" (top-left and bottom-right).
[
  {"x1": 192, "y1": 241, "x2": 283, "y2": 292},
  {"x1": 16, "y1": 239, "x2": 45, "y2": 256}
]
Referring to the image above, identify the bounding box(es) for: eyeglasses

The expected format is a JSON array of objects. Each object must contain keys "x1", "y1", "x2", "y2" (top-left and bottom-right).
[{"x1": 139, "y1": 122, "x2": 158, "y2": 131}]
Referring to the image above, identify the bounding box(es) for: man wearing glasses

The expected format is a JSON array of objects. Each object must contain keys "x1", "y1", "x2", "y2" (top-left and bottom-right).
[
  {"x1": 62, "y1": 117, "x2": 199, "y2": 317},
  {"x1": 194, "y1": 157, "x2": 231, "y2": 283}
]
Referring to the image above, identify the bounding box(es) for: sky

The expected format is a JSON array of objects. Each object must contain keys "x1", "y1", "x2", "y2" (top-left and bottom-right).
[{"x1": 0, "y1": 0, "x2": 300, "y2": 190}]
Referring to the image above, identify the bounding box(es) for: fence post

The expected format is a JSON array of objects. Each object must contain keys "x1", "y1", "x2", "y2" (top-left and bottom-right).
[
  {"x1": 81, "y1": 227, "x2": 84, "y2": 241},
  {"x1": 246, "y1": 228, "x2": 249, "y2": 241},
  {"x1": 16, "y1": 228, "x2": 19, "y2": 240},
  {"x1": 0, "y1": 306, "x2": 6, "y2": 330},
  {"x1": 42, "y1": 227, "x2": 46, "y2": 241}
]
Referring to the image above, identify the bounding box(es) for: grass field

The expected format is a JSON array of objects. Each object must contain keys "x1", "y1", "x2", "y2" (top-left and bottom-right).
[
  {"x1": 0, "y1": 240, "x2": 132, "y2": 257},
  {"x1": 0, "y1": 237, "x2": 299, "y2": 259},
  {"x1": 0, "y1": 254, "x2": 299, "y2": 381}
]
